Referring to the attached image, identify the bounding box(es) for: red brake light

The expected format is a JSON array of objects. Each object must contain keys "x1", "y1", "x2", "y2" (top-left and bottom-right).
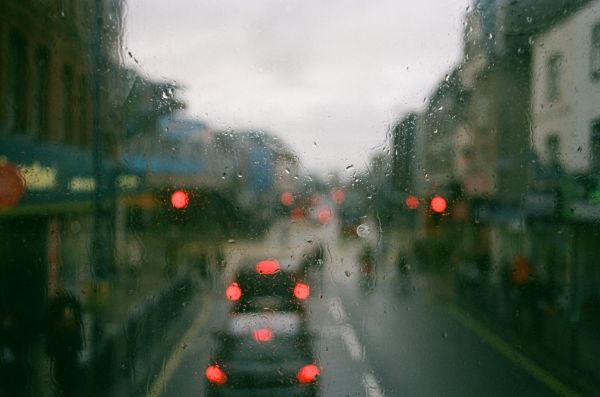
[
  {"x1": 280, "y1": 191, "x2": 294, "y2": 206},
  {"x1": 225, "y1": 282, "x2": 242, "y2": 301},
  {"x1": 256, "y1": 260, "x2": 280, "y2": 275},
  {"x1": 205, "y1": 365, "x2": 227, "y2": 385},
  {"x1": 252, "y1": 328, "x2": 273, "y2": 342},
  {"x1": 294, "y1": 282, "x2": 310, "y2": 300},
  {"x1": 170, "y1": 190, "x2": 189, "y2": 209},
  {"x1": 430, "y1": 195, "x2": 447, "y2": 213},
  {"x1": 297, "y1": 364, "x2": 320, "y2": 384},
  {"x1": 291, "y1": 207, "x2": 304, "y2": 221}
]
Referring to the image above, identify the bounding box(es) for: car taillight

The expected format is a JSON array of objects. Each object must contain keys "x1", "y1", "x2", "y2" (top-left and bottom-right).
[
  {"x1": 297, "y1": 364, "x2": 320, "y2": 384},
  {"x1": 252, "y1": 328, "x2": 273, "y2": 342},
  {"x1": 256, "y1": 259, "x2": 280, "y2": 274},
  {"x1": 225, "y1": 282, "x2": 242, "y2": 301},
  {"x1": 205, "y1": 365, "x2": 227, "y2": 385},
  {"x1": 293, "y1": 282, "x2": 310, "y2": 300}
]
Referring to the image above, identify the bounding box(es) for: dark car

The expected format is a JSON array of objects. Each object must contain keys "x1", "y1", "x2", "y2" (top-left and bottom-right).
[
  {"x1": 224, "y1": 258, "x2": 312, "y2": 337},
  {"x1": 204, "y1": 331, "x2": 320, "y2": 397},
  {"x1": 225, "y1": 259, "x2": 311, "y2": 314}
]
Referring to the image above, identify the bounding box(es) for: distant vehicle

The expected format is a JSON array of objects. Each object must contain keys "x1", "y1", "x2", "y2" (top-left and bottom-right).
[
  {"x1": 204, "y1": 331, "x2": 320, "y2": 397},
  {"x1": 338, "y1": 190, "x2": 368, "y2": 237},
  {"x1": 224, "y1": 258, "x2": 312, "y2": 343}
]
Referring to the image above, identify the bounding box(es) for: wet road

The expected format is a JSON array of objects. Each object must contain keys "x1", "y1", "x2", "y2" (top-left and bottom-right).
[{"x1": 151, "y1": 219, "x2": 570, "y2": 397}]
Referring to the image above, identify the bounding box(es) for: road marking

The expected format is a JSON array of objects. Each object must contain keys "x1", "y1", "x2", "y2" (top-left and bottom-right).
[
  {"x1": 444, "y1": 302, "x2": 580, "y2": 397},
  {"x1": 147, "y1": 292, "x2": 213, "y2": 397},
  {"x1": 328, "y1": 297, "x2": 347, "y2": 323},
  {"x1": 340, "y1": 325, "x2": 364, "y2": 361},
  {"x1": 325, "y1": 297, "x2": 364, "y2": 362},
  {"x1": 363, "y1": 373, "x2": 385, "y2": 397}
]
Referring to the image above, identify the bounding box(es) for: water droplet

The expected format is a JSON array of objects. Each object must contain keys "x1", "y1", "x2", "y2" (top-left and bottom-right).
[
  {"x1": 433, "y1": 129, "x2": 438, "y2": 135},
  {"x1": 344, "y1": 270, "x2": 352, "y2": 277},
  {"x1": 356, "y1": 224, "x2": 371, "y2": 238},
  {"x1": 237, "y1": 173, "x2": 243, "y2": 178},
  {"x1": 227, "y1": 239, "x2": 236, "y2": 244},
  {"x1": 313, "y1": 141, "x2": 318, "y2": 147},
  {"x1": 285, "y1": 168, "x2": 291, "y2": 174},
  {"x1": 346, "y1": 164, "x2": 354, "y2": 171},
  {"x1": 526, "y1": 16, "x2": 533, "y2": 23},
  {"x1": 442, "y1": 331, "x2": 448, "y2": 338}
]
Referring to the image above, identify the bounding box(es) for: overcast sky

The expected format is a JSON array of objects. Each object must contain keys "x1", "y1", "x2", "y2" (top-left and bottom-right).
[{"x1": 124, "y1": 0, "x2": 469, "y2": 176}]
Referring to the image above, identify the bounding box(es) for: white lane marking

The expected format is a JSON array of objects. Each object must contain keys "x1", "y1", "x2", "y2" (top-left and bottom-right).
[
  {"x1": 327, "y1": 297, "x2": 347, "y2": 323},
  {"x1": 363, "y1": 373, "x2": 385, "y2": 397},
  {"x1": 340, "y1": 325, "x2": 364, "y2": 361}
]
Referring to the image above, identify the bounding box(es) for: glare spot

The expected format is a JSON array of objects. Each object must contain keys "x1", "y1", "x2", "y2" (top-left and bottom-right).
[
  {"x1": 225, "y1": 282, "x2": 242, "y2": 301},
  {"x1": 256, "y1": 259, "x2": 280, "y2": 274},
  {"x1": 170, "y1": 190, "x2": 189, "y2": 209},
  {"x1": 294, "y1": 282, "x2": 310, "y2": 300},
  {"x1": 253, "y1": 328, "x2": 273, "y2": 342},
  {"x1": 430, "y1": 196, "x2": 447, "y2": 213},
  {"x1": 297, "y1": 364, "x2": 320, "y2": 384}
]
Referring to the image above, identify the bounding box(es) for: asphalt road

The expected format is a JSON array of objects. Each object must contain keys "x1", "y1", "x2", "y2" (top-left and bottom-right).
[{"x1": 150, "y1": 218, "x2": 574, "y2": 397}]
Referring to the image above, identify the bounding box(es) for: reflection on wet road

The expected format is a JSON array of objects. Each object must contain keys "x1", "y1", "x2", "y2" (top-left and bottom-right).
[{"x1": 153, "y1": 219, "x2": 569, "y2": 397}]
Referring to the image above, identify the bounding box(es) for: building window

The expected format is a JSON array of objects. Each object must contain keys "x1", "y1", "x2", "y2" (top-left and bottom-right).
[
  {"x1": 34, "y1": 47, "x2": 50, "y2": 139},
  {"x1": 8, "y1": 31, "x2": 28, "y2": 133},
  {"x1": 62, "y1": 65, "x2": 74, "y2": 143},
  {"x1": 546, "y1": 53, "x2": 562, "y2": 101},
  {"x1": 591, "y1": 23, "x2": 600, "y2": 79},
  {"x1": 592, "y1": 120, "x2": 600, "y2": 172}
]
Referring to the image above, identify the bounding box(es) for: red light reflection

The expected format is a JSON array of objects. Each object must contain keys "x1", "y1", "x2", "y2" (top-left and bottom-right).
[
  {"x1": 205, "y1": 365, "x2": 227, "y2": 385},
  {"x1": 297, "y1": 364, "x2": 320, "y2": 384},
  {"x1": 294, "y1": 282, "x2": 310, "y2": 300},
  {"x1": 256, "y1": 260, "x2": 280, "y2": 275},
  {"x1": 318, "y1": 207, "x2": 333, "y2": 224},
  {"x1": 430, "y1": 196, "x2": 447, "y2": 213},
  {"x1": 252, "y1": 328, "x2": 273, "y2": 342},
  {"x1": 170, "y1": 190, "x2": 189, "y2": 209},
  {"x1": 405, "y1": 195, "x2": 419, "y2": 210},
  {"x1": 225, "y1": 282, "x2": 242, "y2": 301},
  {"x1": 280, "y1": 191, "x2": 294, "y2": 206},
  {"x1": 291, "y1": 207, "x2": 304, "y2": 221},
  {"x1": 330, "y1": 189, "x2": 345, "y2": 205}
]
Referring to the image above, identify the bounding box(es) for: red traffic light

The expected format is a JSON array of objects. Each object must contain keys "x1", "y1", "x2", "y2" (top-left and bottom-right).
[
  {"x1": 405, "y1": 195, "x2": 419, "y2": 210},
  {"x1": 170, "y1": 190, "x2": 189, "y2": 209},
  {"x1": 430, "y1": 195, "x2": 447, "y2": 213}
]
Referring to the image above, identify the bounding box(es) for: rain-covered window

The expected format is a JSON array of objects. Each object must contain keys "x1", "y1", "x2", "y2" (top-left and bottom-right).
[{"x1": 2, "y1": 1, "x2": 600, "y2": 397}]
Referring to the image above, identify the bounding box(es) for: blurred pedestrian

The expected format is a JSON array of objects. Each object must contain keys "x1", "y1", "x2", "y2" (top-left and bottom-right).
[{"x1": 45, "y1": 290, "x2": 84, "y2": 397}]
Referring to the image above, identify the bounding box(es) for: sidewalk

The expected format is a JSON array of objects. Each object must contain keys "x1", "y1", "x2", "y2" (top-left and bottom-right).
[{"x1": 423, "y1": 271, "x2": 600, "y2": 397}]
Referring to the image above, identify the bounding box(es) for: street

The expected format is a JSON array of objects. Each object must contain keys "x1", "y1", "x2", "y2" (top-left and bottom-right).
[{"x1": 147, "y1": 219, "x2": 572, "y2": 397}]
